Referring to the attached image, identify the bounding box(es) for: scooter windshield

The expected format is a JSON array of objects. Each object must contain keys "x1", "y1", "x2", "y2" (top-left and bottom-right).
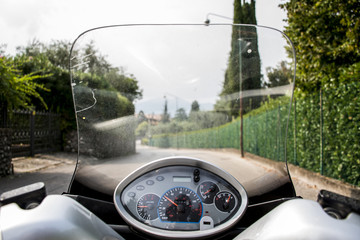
[{"x1": 69, "y1": 24, "x2": 295, "y2": 201}]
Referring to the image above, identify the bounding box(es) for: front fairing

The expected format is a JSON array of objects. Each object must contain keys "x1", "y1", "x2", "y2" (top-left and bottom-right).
[{"x1": 68, "y1": 24, "x2": 295, "y2": 204}]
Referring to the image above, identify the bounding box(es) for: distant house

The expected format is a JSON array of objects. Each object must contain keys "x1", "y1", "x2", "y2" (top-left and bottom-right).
[
  {"x1": 145, "y1": 114, "x2": 162, "y2": 125},
  {"x1": 136, "y1": 111, "x2": 162, "y2": 126}
]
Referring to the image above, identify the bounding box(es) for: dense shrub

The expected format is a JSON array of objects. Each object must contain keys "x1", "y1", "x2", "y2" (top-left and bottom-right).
[
  {"x1": 149, "y1": 82, "x2": 360, "y2": 186},
  {"x1": 287, "y1": 82, "x2": 360, "y2": 185}
]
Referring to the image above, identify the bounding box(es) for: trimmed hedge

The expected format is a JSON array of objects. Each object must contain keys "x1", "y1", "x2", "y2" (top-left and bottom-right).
[
  {"x1": 287, "y1": 82, "x2": 360, "y2": 186},
  {"x1": 149, "y1": 97, "x2": 290, "y2": 162},
  {"x1": 149, "y1": 83, "x2": 360, "y2": 186}
]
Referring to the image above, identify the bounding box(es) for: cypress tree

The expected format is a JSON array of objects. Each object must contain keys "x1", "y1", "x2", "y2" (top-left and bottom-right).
[{"x1": 217, "y1": 0, "x2": 261, "y2": 117}]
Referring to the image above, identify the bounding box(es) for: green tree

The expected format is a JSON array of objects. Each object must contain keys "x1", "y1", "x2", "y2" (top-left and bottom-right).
[
  {"x1": 161, "y1": 98, "x2": 170, "y2": 123},
  {"x1": 190, "y1": 100, "x2": 200, "y2": 112},
  {"x1": 265, "y1": 61, "x2": 293, "y2": 88},
  {"x1": 174, "y1": 108, "x2": 187, "y2": 121},
  {"x1": 0, "y1": 55, "x2": 49, "y2": 111},
  {"x1": 216, "y1": 0, "x2": 261, "y2": 117},
  {"x1": 136, "y1": 121, "x2": 149, "y2": 138},
  {"x1": 189, "y1": 111, "x2": 228, "y2": 129},
  {"x1": 280, "y1": 0, "x2": 360, "y2": 185},
  {"x1": 106, "y1": 67, "x2": 142, "y2": 102},
  {"x1": 16, "y1": 40, "x2": 142, "y2": 126},
  {"x1": 45, "y1": 40, "x2": 73, "y2": 69},
  {"x1": 280, "y1": 0, "x2": 360, "y2": 92},
  {"x1": 15, "y1": 40, "x2": 76, "y2": 130},
  {"x1": 82, "y1": 41, "x2": 111, "y2": 76},
  {"x1": 0, "y1": 38, "x2": 144, "y2": 147}
]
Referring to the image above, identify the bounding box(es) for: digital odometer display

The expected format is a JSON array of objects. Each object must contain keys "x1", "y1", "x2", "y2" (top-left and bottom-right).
[{"x1": 173, "y1": 176, "x2": 192, "y2": 182}]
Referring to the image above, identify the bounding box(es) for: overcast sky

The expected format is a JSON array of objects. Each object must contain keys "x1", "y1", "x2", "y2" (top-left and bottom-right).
[{"x1": 1, "y1": 0, "x2": 287, "y2": 54}]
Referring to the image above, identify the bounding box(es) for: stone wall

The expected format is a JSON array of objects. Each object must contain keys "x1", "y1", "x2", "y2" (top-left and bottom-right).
[{"x1": 0, "y1": 128, "x2": 13, "y2": 176}]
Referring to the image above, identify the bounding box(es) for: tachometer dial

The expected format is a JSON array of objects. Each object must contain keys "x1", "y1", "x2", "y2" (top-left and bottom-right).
[
  {"x1": 214, "y1": 191, "x2": 236, "y2": 212},
  {"x1": 197, "y1": 181, "x2": 219, "y2": 204},
  {"x1": 137, "y1": 193, "x2": 160, "y2": 220},
  {"x1": 158, "y1": 187, "x2": 203, "y2": 222}
]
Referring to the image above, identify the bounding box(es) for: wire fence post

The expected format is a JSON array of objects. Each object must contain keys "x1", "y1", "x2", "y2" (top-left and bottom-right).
[
  {"x1": 320, "y1": 88, "x2": 324, "y2": 175},
  {"x1": 277, "y1": 105, "x2": 280, "y2": 161},
  {"x1": 294, "y1": 99, "x2": 297, "y2": 165},
  {"x1": 30, "y1": 111, "x2": 35, "y2": 157}
]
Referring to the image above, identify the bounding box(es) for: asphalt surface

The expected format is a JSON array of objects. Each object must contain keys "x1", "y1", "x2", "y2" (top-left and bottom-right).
[
  {"x1": 1, "y1": 148, "x2": 359, "y2": 201},
  {"x1": 72, "y1": 145, "x2": 291, "y2": 198},
  {"x1": 0, "y1": 153, "x2": 77, "y2": 195}
]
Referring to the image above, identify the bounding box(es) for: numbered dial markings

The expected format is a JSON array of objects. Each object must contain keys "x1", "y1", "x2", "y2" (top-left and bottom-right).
[
  {"x1": 158, "y1": 187, "x2": 203, "y2": 222},
  {"x1": 214, "y1": 191, "x2": 237, "y2": 212},
  {"x1": 137, "y1": 193, "x2": 160, "y2": 220},
  {"x1": 197, "y1": 181, "x2": 219, "y2": 204}
]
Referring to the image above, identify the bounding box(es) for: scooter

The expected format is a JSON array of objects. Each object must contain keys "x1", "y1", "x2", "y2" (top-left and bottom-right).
[{"x1": 1, "y1": 23, "x2": 359, "y2": 240}]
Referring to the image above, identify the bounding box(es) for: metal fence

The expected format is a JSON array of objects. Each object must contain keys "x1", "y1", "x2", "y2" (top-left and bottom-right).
[
  {"x1": 1, "y1": 110, "x2": 62, "y2": 158},
  {"x1": 147, "y1": 83, "x2": 360, "y2": 186}
]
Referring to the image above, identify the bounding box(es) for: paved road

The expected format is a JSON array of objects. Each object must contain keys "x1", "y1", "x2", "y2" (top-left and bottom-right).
[
  {"x1": 80, "y1": 145, "x2": 277, "y2": 184},
  {"x1": 2, "y1": 146, "x2": 357, "y2": 201},
  {"x1": 73, "y1": 145, "x2": 290, "y2": 197},
  {"x1": 1, "y1": 146, "x2": 286, "y2": 197},
  {"x1": 0, "y1": 153, "x2": 76, "y2": 195}
]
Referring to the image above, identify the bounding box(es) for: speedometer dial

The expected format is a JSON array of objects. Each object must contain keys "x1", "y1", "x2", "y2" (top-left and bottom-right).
[{"x1": 158, "y1": 187, "x2": 203, "y2": 222}]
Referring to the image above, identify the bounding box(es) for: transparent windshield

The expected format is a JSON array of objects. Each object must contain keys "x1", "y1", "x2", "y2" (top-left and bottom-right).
[{"x1": 69, "y1": 24, "x2": 295, "y2": 200}]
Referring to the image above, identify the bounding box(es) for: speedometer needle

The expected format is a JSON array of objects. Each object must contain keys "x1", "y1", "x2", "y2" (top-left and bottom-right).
[
  {"x1": 165, "y1": 196, "x2": 178, "y2": 206},
  {"x1": 137, "y1": 206, "x2": 148, "y2": 208}
]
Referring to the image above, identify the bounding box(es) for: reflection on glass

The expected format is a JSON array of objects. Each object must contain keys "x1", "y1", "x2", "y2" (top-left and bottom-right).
[{"x1": 70, "y1": 24, "x2": 295, "y2": 197}]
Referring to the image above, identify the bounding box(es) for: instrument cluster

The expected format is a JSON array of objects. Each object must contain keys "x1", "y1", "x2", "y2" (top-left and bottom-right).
[{"x1": 114, "y1": 157, "x2": 248, "y2": 239}]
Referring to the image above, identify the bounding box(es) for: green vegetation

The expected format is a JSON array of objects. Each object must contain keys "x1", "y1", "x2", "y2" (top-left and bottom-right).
[
  {"x1": 138, "y1": 0, "x2": 360, "y2": 186},
  {"x1": 144, "y1": 0, "x2": 360, "y2": 186},
  {"x1": 136, "y1": 109, "x2": 228, "y2": 140},
  {"x1": 288, "y1": 82, "x2": 360, "y2": 186},
  {"x1": 280, "y1": 0, "x2": 359, "y2": 92},
  {"x1": 174, "y1": 108, "x2": 188, "y2": 121},
  {"x1": 265, "y1": 61, "x2": 293, "y2": 88},
  {"x1": 2, "y1": 0, "x2": 358, "y2": 183},
  {"x1": 68, "y1": 41, "x2": 142, "y2": 157},
  {"x1": 215, "y1": 0, "x2": 261, "y2": 117},
  {"x1": 279, "y1": 0, "x2": 360, "y2": 185},
  {"x1": 161, "y1": 98, "x2": 170, "y2": 123},
  {"x1": 147, "y1": 87, "x2": 359, "y2": 186},
  {"x1": 1, "y1": 40, "x2": 141, "y2": 149},
  {"x1": 146, "y1": 96, "x2": 290, "y2": 160},
  {"x1": 13, "y1": 40, "x2": 76, "y2": 131},
  {"x1": 0, "y1": 53, "x2": 50, "y2": 111},
  {"x1": 190, "y1": 100, "x2": 200, "y2": 112}
]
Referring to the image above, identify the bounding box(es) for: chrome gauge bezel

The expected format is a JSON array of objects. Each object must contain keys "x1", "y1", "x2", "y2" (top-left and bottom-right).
[
  {"x1": 197, "y1": 180, "x2": 220, "y2": 204},
  {"x1": 113, "y1": 156, "x2": 248, "y2": 239},
  {"x1": 136, "y1": 193, "x2": 160, "y2": 221}
]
